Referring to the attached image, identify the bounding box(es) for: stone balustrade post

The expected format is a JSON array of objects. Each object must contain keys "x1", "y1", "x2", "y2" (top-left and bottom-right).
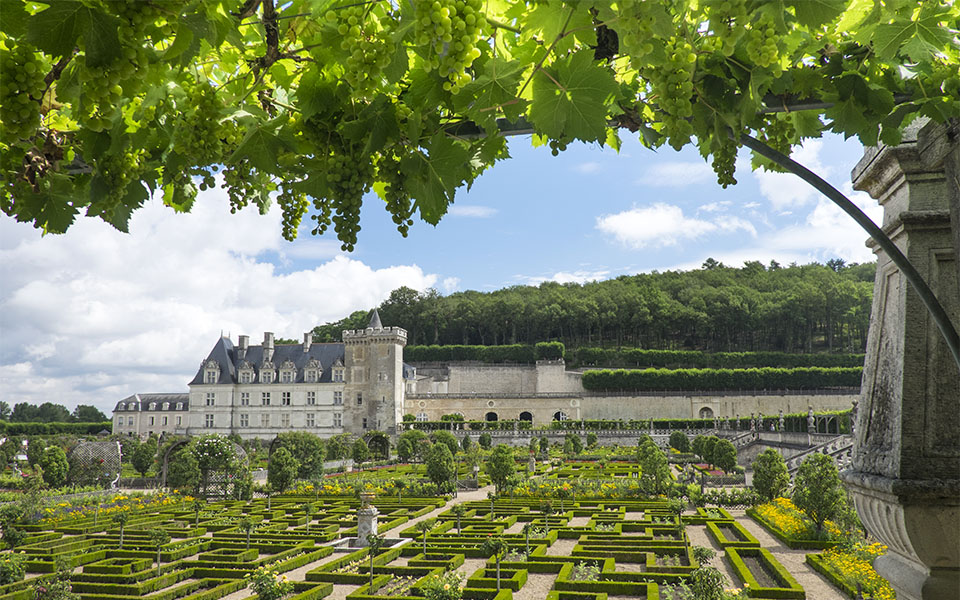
[{"x1": 841, "y1": 118, "x2": 959, "y2": 600}]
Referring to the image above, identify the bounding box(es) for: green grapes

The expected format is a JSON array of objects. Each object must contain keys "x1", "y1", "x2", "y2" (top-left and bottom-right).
[
  {"x1": 172, "y1": 80, "x2": 226, "y2": 166},
  {"x1": 325, "y1": 150, "x2": 374, "y2": 251},
  {"x1": 94, "y1": 147, "x2": 146, "y2": 211},
  {"x1": 746, "y1": 14, "x2": 779, "y2": 68},
  {"x1": 703, "y1": 0, "x2": 747, "y2": 56},
  {"x1": 548, "y1": 138, "x2": 569, "y2": 156},
  {"x1": 224, "y1": 160, "x2": 257, "y2": 214},
  {"x1": 377, "y1": 152, "x2": 414, "y2": 237},
  {"x1": 615, "y1": 0, "x2": 658, "y2": 67},
  {"x1": 412, "y1": 0, "x2": 486, "y2": 93},
  {"x1": 278, "y1": 185, "x2": 309, "y2": 241},
  {"x1": 710, "y1": 137, "x2": 738, "y2": 188},
  {"x1": 0, "y1": 42, "x2": 45, "y2": 144},
  {"x1": 330, "y1": 5, "x2": 392, "y2": 97},
  {"x1": 645, "y1": 36, "x2": 696, "y2": 150}
]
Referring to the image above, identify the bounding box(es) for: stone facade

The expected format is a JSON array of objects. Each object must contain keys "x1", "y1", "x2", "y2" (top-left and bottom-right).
[
  {"x1": 112, "y1": 393, "x2": 189, "y2": 438},
  {"x1": 841, "y1": 118, "x2": 960, "y2": 600}
]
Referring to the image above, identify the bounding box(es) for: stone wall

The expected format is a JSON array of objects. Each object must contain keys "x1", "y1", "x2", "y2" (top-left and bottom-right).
[{"x1": 407, "y1": 391, "x2": 856, "y2": 422}]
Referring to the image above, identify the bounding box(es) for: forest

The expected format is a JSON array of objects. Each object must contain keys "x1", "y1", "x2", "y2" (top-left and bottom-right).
[{"x1": 312, "y1": 260, "x2": 876, "y2": 354}]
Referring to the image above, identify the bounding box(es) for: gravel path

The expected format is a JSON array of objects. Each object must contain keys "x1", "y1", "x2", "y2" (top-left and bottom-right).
[
  {"x1": 514, "y1": 573, "x2": 557, "y2": 600},
  {"x1": 684, "y1": 525, "x2": 739, "y2": 586},
  {"x1": 730, "y1": 509, "x2": 847, "y2": 600}
]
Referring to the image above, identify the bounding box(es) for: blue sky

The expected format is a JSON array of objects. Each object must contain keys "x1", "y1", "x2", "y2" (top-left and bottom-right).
[{"x1": 0, "y1": 132, "x2": 881, "y2": 413}]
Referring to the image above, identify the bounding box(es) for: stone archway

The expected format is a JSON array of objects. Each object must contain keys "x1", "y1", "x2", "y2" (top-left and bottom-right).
[
  {"x1": 698, "y1": 407, "x2": 714, "y2": 419},
  {"x1": 485, "y1": 412, "x2": 498, "y2": 422},
  {"x1": 519, "y1": 411, "x2": 533, "y2": 423},
  {"x1": 365, "y1": 431, "x2": 390, "y2": 460}
]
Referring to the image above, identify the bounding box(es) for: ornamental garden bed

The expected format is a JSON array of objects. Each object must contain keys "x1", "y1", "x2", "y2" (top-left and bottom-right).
[
  {"x1": 725, "y1": 547, "x2": 805, "y2": 599},
  {"x1": 747, "y1": 500, "x2": 839, "y2": 550}
]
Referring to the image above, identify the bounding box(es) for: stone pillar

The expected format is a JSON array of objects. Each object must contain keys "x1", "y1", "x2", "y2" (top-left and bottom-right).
[{"x1": 841, "y1": 118, "x2": 960, "y2": 600}]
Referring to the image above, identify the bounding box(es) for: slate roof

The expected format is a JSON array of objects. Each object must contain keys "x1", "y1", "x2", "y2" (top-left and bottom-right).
[
  {"x1": 368, "y1": 309, "x2": 383, "y2": 329},
  {"x1": 114, "y1": 393, "x2": 189, "y2": 412},
  {"x1": 189, "y1": 337, "x2": 347, "y2": 385}
]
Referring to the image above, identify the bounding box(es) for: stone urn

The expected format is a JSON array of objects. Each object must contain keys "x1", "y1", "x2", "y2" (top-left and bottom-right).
[{"x1": 359, "y1": 491, "x2": 375, "y2": 508}]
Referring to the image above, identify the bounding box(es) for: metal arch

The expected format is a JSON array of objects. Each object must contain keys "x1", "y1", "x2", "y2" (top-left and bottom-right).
[{"x1": 160, "y1": 439, "x2": 190, "y2": 489}]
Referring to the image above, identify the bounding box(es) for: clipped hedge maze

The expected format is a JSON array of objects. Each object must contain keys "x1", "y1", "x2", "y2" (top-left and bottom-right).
[
  {"x1": 0, "y1": 494, "x2": 443, "y2": 600},
  {"x1": 1, "y1": 493, "x2": 808, "y2": 600}
]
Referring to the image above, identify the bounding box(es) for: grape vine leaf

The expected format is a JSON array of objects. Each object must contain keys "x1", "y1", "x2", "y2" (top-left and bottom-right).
[
  {"x1": 402, "y1": 134, "x2": 471, "y2": 225},
  {"x1": 27, "y1": 1, "x2": 90, "y2": 58},
  {"x1": 84, "y1": 9, "x2": 122, "y2": 68},
  {"x1": 0, "y1": 1, "x2": 30, "y2": 38},
  {"x1": 455, "y1": 57, "x2": 526, "y2": 128},
  {"x1": 784, "y1": 0, "x2": 846, "y2": 29},
  {"x1": 22, "y1": 174, "x2": 80, "y2": 234},
  {"x1": 873, "y1": 11, "x2": 956, "y2": 62},
  {"x1": 528, "y1": 49, "x2": 619, "y2": 143},
  {"x1": 228, "y1": 119, "x2": 295, "y2": 173}
]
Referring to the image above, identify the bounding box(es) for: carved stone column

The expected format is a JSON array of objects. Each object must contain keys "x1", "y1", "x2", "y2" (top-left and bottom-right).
[{"x1": 842, "y1": 118, "x2": 960, "y2": 600}]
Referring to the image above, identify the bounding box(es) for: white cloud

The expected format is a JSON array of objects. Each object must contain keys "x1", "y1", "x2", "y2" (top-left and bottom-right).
[
  {"x1": 447, "y1": 205, "x2": 498, "y2": 218},
  {"x1": 441, "y1": 277, "x2": 461, "y2": 293},
  {"x1": 575, "y1": 161, "x2": 602, "y2": 174},
  {"x1": 753, "y1": 139, "x2": 832, "y2": 211},
  {"x1": 0, "y1": 188, "x2": 438, "y2": 414},
  {"x1": 596, "y1": 203, "x2": 756, "y2": 249},
  {"x1": 662, "y1": 182, "x2": 882, "y2": 269},
  {"x1": 635, "y1": 161, "x2": 713, "y2": 186},
  {"x1": 698, "y1": 201, "x2": 732, "y2": 213},
  {"x1": 517, "y1": 269, "x2": 611, "y2": 286}
]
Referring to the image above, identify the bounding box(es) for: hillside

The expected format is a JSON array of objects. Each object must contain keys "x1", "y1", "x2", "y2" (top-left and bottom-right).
[{"x1": 312, "y1": 260, "x2": 875, "y2": 354}]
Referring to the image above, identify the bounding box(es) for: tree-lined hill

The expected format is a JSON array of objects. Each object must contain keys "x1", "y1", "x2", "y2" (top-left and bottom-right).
[{"x1": 313, "y1": 260, "x2": 875, "y2": 354}]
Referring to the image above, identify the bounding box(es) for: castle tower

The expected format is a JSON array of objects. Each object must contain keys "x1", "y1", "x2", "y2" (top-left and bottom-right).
[{"x1": 342, "y1": 310, "x2": 407, "y2": 436}]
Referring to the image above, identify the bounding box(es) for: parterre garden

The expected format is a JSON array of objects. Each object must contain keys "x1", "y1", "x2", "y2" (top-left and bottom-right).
[{"x1": 0, "y1": 444, "x2": 894, "y2": 600}]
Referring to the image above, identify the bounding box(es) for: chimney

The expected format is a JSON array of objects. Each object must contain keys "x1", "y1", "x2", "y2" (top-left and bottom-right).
[
  {"x1": 238, "y1": 335, "x2": 249, "y2": 359},
  {"x1": 303, "y1": 332, "x2": 312, "y2": 352},
  {"x1": 264, "y1": 332, "x2": 274, "y2": 362}
]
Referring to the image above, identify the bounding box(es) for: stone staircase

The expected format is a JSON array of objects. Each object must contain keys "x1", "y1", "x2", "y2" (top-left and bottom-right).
[{"x1": 785, "y1": 435, "x2": 854, "y2": 474}]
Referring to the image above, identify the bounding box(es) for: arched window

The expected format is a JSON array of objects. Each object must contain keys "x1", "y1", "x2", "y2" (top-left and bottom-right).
[
  {"x1": 485, "y1": 412, "x2": 498, "y2": 422},
  {"x1": 519, "y1": 411, "x2": 533, "y2": 423},
  {"x1": 553, "y1": 411, "x2": 568, "y2": 421},
  {"x1": 699, "y1": 407, "x2": 714, "y2": 419}
]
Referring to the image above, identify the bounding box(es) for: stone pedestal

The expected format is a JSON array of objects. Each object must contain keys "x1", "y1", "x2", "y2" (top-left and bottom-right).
[
  {"x1": 841, "y1": 118, "x2": 960, "y2": 600},
  {"x1": 528, "y1": 455, "x2": 536, "y2": 473},
  {"x1": 356, "y1": 506, "x2": 379, "y2": 546}
]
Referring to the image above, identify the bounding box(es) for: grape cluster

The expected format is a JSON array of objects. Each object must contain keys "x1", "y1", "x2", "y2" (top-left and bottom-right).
[
  {"x1": 325, "y1": 6, "x2": 392, "y2": 97},
  {"x1": 278, "y1": 185, "x2": 309, "y2": 241},
  {"x1": 548, "y1": 138, "x2": 569, "y2": 156},
  {"x1": 325, "y1": 150, "x2": 374, "y2": 251},
  {"x1": 710, "y1": 137, "x2": 738, "y2": 187},
  {"x1": 646, "y1": 37, "x2": 696, "y2": 149},
  {"x1": 615, "y1": 0, "x2": 657, "y2": 67},
  {"x1": 412, "y1": 0, "x2": 485, "y2": 93},
  {"x1": 172, "y1": 80, "x2": 226, "y2": 166},
  {"x1": 746, "y1": 14, "x2": 778, "y2": 68},
  {"x1": 377, "y1": 152, "x2": 414, "y2": 237},
  {"x1": 0, "y1": 42, "x2": 45, "y2": 144},
  {"x1": 224, "y1": 160, "x2": 258, "y2": 213},
  {"x1": 703, "y1": 0, "x2": 747, "y2": 56},
  {"x1": 96, "y1": 147, "x2": 146, "y2": 205}
]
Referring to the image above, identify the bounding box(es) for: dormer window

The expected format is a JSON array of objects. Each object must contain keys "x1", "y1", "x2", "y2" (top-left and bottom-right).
[
  {"x1": 203, "y1": 359, "x2": 220, "y2": 384},
  {"x1": 304, "y1": 358, "x2": 322, "y2": 383},
  {"x1": 261, "y1": 371, "x2": 274, "y2": 383},
  {"x1": 118, "y1": 403, "x2": 125, "y2": 411},
  {"x1": 281, "y1": 370, "x2": 293, "y2": 383},
  {"x1": 240, "y1": 371, "x2": 251, "y2": 383},
  {"x1": 176, "y1": 402, "x2": 183, "y2": 410},
  {"x1": 279, "y1": 360, "x2": 296, "y2": 384},
  {"x1": 162, "y1": 402, "x2": 169, "y2": 410},
  {"x1": 333, "y1": 368, "x2": 344, "y2": 383},
  {"x1": 148, "y1": 402, "x2": 157, "y2": 410}
]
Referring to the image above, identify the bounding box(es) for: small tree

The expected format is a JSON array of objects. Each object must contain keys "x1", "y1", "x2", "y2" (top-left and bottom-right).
[
  {"x1": 112, "y1": 512, "x2": 129, "y2": 548},
  {"x1": 669, "y1": 431, "x2": 691, "y2": 453},
  {"x1": 528, "y1": 438, "x2": 539, "y2": 453},
  {"x1": 460, "y1": 436, "x2": 473, "y2": 452},
  {"x1": 586, "y1": 432, "x2": 598, "y2": 448},
  {"x1": 478, "y1": 433, "x2": 491, "y2": 449},
  {"x1": 352, "y1": 439, "x2": 370, "y2": 467},
  {"x1": 691, "y1": 435, "x2": 707, "y2": 461},
  {"x1": 637, "y1": 440, "x2": 670, "y2": 495},
  {"x1": 425, "y1": 442, "x2": 456, "y2": 492},
  {"x1": 451, "y1": 504, "x2": 466, "y2": 533},
  {"x1": 430, "y1": 431, "x2": 459, "y2": 456},
  {"x1": 713, "y1": 439, "x2": 738, "y2": 473},
  {"x1": 485, "y1": 445, "x2": 515, "y2": 493},
  {"x1": 752, "y1": 449, "x2": 790, "y2": 502},
  {"x1": 792, "y1": 453, "x2": 845, "y2": 535},
  {"x1": 415, "y1": 519, "x2": 434, "y2": 555},
  {"x1": 522, "y1": 522, "x2": 533, "y2": 557},
  {"x1": 131, "y1": 437, "x2": 158, "y2": 478},
  {"x1": 539, "y1": 436, "x2": 549, "y2": 456},
  {"x1": 238, "y1": 516, "x2": 254, "y2": 550},
  {"x1": 366, "y1": 534, "x2": 386, "y2": 587},
  {"x1": 166, "y1": 448, "x2": 200, "y2": 493},
  {"x1": 395, "y1": 479, "x2": 407, "y2": 502},
  {"x1": 192, "y1": 497, "x2": 206, "y2": 525},
  {"x1": 481, "y1": 537, "x2": 509, "y2": 591},
  {"x1": 267, "y1": 447, "x2": 300, "y2": 495},
  {"x1": 702, "y1": 436, "x2": 720, "y2": 467},
  {"x1": 565, "y1": 434, "x2": 583, "y2": 455},
  {"x1": 148, "y1": 529, "x2": 170, "y2": 576},
  {"x1": 539, "y1": 501, "x2": 555, "y2": 535},
  {"x1": 39, "y1": 446, "x2": 69, "y2": 488},
  {"x1": 304, "y1": 504, "x2": 314, "y2": 535}
]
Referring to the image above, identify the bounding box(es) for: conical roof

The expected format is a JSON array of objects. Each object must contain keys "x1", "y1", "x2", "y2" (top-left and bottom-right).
[{"x1": 368, "y1": 308, "x2": 383, "y2": 329}]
